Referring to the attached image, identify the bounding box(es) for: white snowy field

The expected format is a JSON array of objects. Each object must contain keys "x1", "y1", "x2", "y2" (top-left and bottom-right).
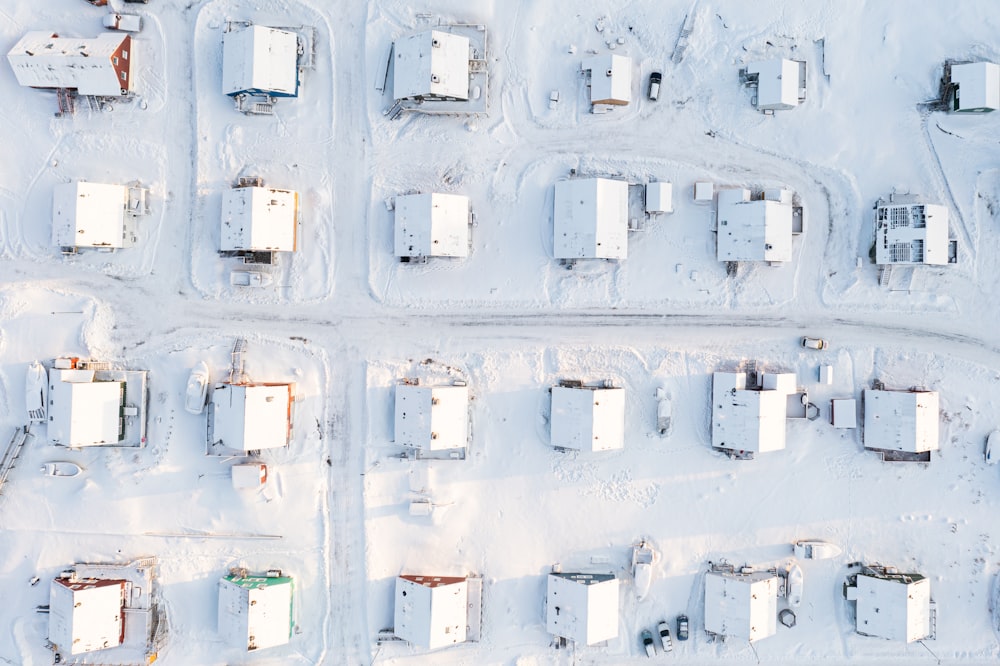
[{"x1": 1, "y1": 0, "x2": 1000, "y2": 665}]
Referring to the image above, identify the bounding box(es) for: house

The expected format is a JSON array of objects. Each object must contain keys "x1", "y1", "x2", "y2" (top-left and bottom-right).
[
  {"x1": 844, "y1": 565, "x2": 931, "y2": 642},
  {"x1": 394, "y1": 193, "x2": 470, "y2": 259},
  {"x1": 8, "y1": 32, "x2": 133, "y2": 96},
  {"x1": 49, "y1": 577, "x2": 125, "y2": 655},
  {"x1": 222, "y1": 25, "x2": 300, "y2": 98},
  {"x1": 704, "y1": 568, "x2": 779, "y2": 642},
  {"x1": 553, "y1": 178, "x2": 629, "y2": 260},
  {"x1": 394, "y1": 383, "x2": 469, "y2": 450},
  {"x1": 48, "y1": 361, "x2": 148, "y2": 448},
  {"x1": 52, "y1": 182, "x2": 134, "y2": 250},
  {"x1": 393, "y1": 29, "x2": 470, "y2": 101},
  {"x1": 550, "y1": 384, "x2": 625, "y2": 452},
  {"x1": 545, "y1": 573, "x2": 618, "y2": 646},
  {"x1": 745, "y1": 59, "x2": 805, "y2": 111},
  {"x1": 394, "y1": 575, "x2": 482, "y2": 650},
  {"x1": 218, "y1": 572, "x2": 294, "y2": 652},
  {"x1": 221, "y1": 184, "x2": 299, "y2": 253},
  {"x1": 582, "y1": 54, "x2": 632, "y2": 107},
  {"x1": 874, "y1": 199, "x2": 954, "y2": 266},
  {"x1": 862, "y1": 388, "x2": 939, "y2": 459},
  {"x1": 716, "y1": 188, "x2": 796, "y2": 264},
  {"x1": 210, "y1": 383, "x2": 294, "y2": 451},
  {"x1": 711, "y1": 371, "x2": 797, "y2": 456},
  {"x1": 948, "y1": 62, "x2": 1000, "y2": 113}
]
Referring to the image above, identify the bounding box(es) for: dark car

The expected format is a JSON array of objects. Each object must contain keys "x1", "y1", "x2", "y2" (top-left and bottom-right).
[
  {"x1": 647, "y1": 71, "x2": 662, "y2": 101},
  {"x1": 641, "y1": 629, "x2": 656, "y2": 657},
  {"x1": 677, "y1": 614, "x2": 689, "y2": 641}
]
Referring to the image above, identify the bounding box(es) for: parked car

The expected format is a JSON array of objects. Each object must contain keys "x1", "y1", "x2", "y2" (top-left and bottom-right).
[
  {"x1": 986, "y1": 430, "x2": 1000, "y2": 464},
  {"x1": 184, "y1": 361, "x2": 210, "y2": 414},
  {"x1": 801, "y1": 336, "x2": 828, "y2": 350},
  {"x1": 123, "y1": 0, "x2": 149, "y2": 3},
  {"x1": 647, "y1": 71, "x2": 662, "y2": 101},
  {"x1": 676, "y1": 614, "x2": 689, "y2": 641},
  {"x1": 657, "y1": 621, "x2": 673, "y2": 652},
  {"x1": 103, "y1": 13, "x2": 142, "y2": 32},
  {"x1": 641, "y1": 629, "x2": 656, "y2": 657}
]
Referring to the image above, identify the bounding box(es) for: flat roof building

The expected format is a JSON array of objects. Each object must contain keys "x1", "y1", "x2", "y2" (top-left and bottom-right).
[
  {"x1": 394, "y1": 383, "x2": 469, "y2": 451},
  {"x1": 711, "y1": 371, "x2": 796, "y2": 455},
  {"x1": 949, "y1": 62, "x2": 1000, "y2": 113},
  {"x1": 393, "y1": 29, "x2": 470, "y2": 101},
  {"x1": 582, "y1": 54, "x2": 632, "y2": 106},
  {"x1": 550, "y1": 385, "x2": 625, "y2": 452},
  {"x1": 218, "y1": 573, "x2": 294, "y2": 652},
  {"x1": 49, "y1": 577, "x2": 125, "y2": 656},
  {"x1": 553, "y1": 178, "x2": 629, "y2": 260},
  {"x1": 745, "y1": 59, "x2": 804, "y2": 111},
  {"x1": 394, "y1": 193, "x2": 470, "y2": 259},
  {"x1": 211, "y1": 383, "x2": 293, "y2": 451},
  {"x1": 874, "y1": 201, "x2": 952, "y2": 266},
  {"x1": 49, "y1": 369, "x2": 125, "y2": 447},
  {"x1": 846, "y1": 566, "x2": 931, "y2": 642},
  {"x1": 546, "y1": 573, "x2": 618, "y2": 646},
  {"x1": 863, "y1": 389, "x2": 939, "y2": 456},
  {"x1": 394, "y1": 575, "x2": 479, "y2": 650},
  {"x1": 221, "y1": 185, "x2": 298, "y2": 253},
  {"x1": 53, "y1": 182, "x2": 132, "y2": 250},
  {"x1": 704, "y1": 569, "x2": 778, "y2": 642},
  {"x1": 222, "y1": 25, "x2": 299, "y2": 98},
  {"x1": 716, "y1": 188, "x2": 795, "y2": 263}
]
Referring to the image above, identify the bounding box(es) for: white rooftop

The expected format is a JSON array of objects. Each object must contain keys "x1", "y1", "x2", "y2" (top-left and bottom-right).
[
  {"x1": 550, "y1": 386, "x2": 625, "y2": 452},
  {"x1": 862, "y1": 389, "x2": 939, "y2": 454},
  {"x1": 49, "y1": 578, "x2": 124, "y2": 655},
  {"x1": 874, "y1": 203, "x2": 950, "y2": 265},
  {"x1": 716, "y1": 188, "x2": 794, "y2": 263},
  {"x1": 394, "y1": 384, "x2": 469, "y2": 450},
  {"x1": 704, "y1": 571, "x2": 778, "y2": 642},
  {"x1": 711, "y1": 371, "x2": 793, "y2": 454},
  {"x1": 48, "y1": 369, "x2": 123, "y2": 447},
  {"x1": 218, "y1": 576, "x2": 293, "y2": 651},
  {"x1": 394, "y1": 193, "x2": 470, "y2": 258},
  {"x1": 52, "y1": 182, "x2": 129, "y2": 249},
  {"x1": 545, "y1": 573, "x2": 618, "y2": 646},
  {"x1": 222, "y1": 25, "x2": 299, "y2": 97},
  {"x1": 950, "y1": 62, "x2": 1000, "y2": 112},
  {"x1": 553, "y1": 178, "x2": 629, "y2": 260},
  {"x1": 211, "y1": 383, "x2": 292, "y2": 451},
  {"x1": 582, "y1": 54, "x2": 632, "y2": 106},
  {"x1": 7, "y1": 32, "x2": 133, "y2": 96},
  {"x1": 855, "y1": 573, "x2": 931, "y2": 642},
  {"x1": 221, "y1": 186, "x2": 298, "y2": 252},
  {"x1": 747, "y1": 58, "x2": 801, "y2": 110},
  {"x1": 393, "y1": 29, "x2": 470, "y2": 101},
  {"x1": 394, "y1": 575, "x2": 469, "y2": 650}
]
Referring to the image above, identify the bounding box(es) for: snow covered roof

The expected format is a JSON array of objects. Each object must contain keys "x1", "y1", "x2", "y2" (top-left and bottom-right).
[
  {"x1": 874, "y1": 203, "x2": 950, "y2": 265},
  {"x1": 855, "y1": 572, "x2": 930, "y2": 642},
  {"x1": 553, "y1": 178, "x2": 629, "y2": 259},
  {"x1": 711, "y1": 371, "x2": 792, "y2": 454},
  {"x1": 394, "y1": 575, "x2": 469, "y2": 650},
  {"x1": 52, "y1": 182, "x2": 129, "y2": 249},
  {"x1": 704, "y1": 571, "x2": 778, "y2": 642},
  {"x1": 394, "y1": 193, "x2": 470, "y2": 258},
  {"x1": 222, "y1": 25, "x2": 300, "y2": 98},
  {"x1": 48, "y1": 369, "x2": 124, "y2": 447},
  {"x1": 545, "y1": 573, "x2": 618, "y2": 646},
  {"x1": 862, "y1": 389, "x2": 939, "y2": 453},
  {"x1": 211, "y1": 383, "x2": 293, "y2": 451},
  {"x1": 8, "y1": 32, "x2": 133, "y2": 96},
  {"x1": 716, "y1": 188, "x2": 794, "y2": 263},
  {"x1": 49, "y1": 578, "x2": 125, "y2": 655},
  {"x1": 394, "y1": 384, "x2": 469, "y2": 450},
  {"x1": 582, "y1": 54, "x2": 632, "y2": 106},
  {"x1": 393, "y1": 29, "x2": 470, "y2": 101},
  {"x1": 221, "y1": 186, "x2": 298, "y2": 252},
  {"x1": 950, "y1": 62, "x2": 1000, "y2": 112},
  {"x1": 550, "y1": 385, "x2": 625, "y2": 451},
  {"x1": 746, "y1": 59, "x2": 801, "y2": 110},
  {"x1": 218, "y1": 574, "x2": 294, "y2": 651},
  {"x1": 232, "y1": 463, "x2": 267, "y2": 489}
]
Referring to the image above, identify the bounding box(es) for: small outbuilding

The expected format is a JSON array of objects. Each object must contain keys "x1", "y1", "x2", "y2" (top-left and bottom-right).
[
  {"x1": 221, "y1": 184, "x2": 299, "y2": 253},
  {"x1": 716, "y1": 188, "x2": 796, "y2": 264},
  {"x1": 645, "y1": 182, "x2": 673, "y2": 214},
  {"x1": 393, "y1": 29, "x2": 470, "y2": 101},
  {"x1": 394, "y1": 193, "x2": 470, "y2": 259},
  {"x1": 744, "y1": 59, "x2": 805, "y2": 111},
  {"x1": 550, "y1": 384, "x2": 625, "y2": 452},
  {"x1": 704, "y1": 568, "x2": 779, "y2": 642},
  {"x1": 582, "y1": 54, "x2": 632, "y2": 107},
  {"x1": 394, "y1": 383, "x2": 469, "y2": 451},
  {"x1": 8, "y1": 32, "x2": 133, "y2": 96},
  {"x1": 862, "y1": 388, "x2": 939, "y2": 460},
  {"x1": 394, "y1": 575, "x2": 481, "y2": 650},
  {"x1": 553, "y1": 177, "x2": 629, "y2": 260},
  {"x1": 545, "y1": 572, "x2": 619, "y2": 646},
  {"x1": 218, "y1": 572, "x2": 294, "y2": 652},
  {"x1": 210, "y1": 383, "x2": 294, "y2": 451},
  {"x1": 874, "y1": 200, "x2": 954, "y2": 266},
  {"x1": 948, "y1": 62, "x2": 1000, "y2": 113},
  {"x1": 845, "y1": 565, "x2": 931, "y2": 642},
  {"x1": 49, "y1": 577, "x2": 125, "y2": 656},
  {"x1": 53, "y1": 182, "x2": 139, "y2": 250},
  {"x1": 222, "y1": 25, "x2": 300, "y2": 98},
  {"x1": 711, "y1": 371, "x2": 796, "y2": 456}
]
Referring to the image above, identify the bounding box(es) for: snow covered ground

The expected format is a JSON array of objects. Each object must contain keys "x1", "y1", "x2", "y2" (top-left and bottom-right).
[{"x1": 3, "y1": 0, "x2": 1000, "y2": 664}]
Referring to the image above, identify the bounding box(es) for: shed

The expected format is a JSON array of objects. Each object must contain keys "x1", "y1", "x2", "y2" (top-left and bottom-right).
[
  {"x1": 645, "y1": 182, "x2": 673, "y2": 214},
  {"x1": 211, "y1": 383, "x2": 293, "y2": 451},
  {"x1": 394, "y1": 575, "x2": 477, "y2": 650},
  {"x1": 862, "y1": 389, "x2": 939, "y2": 454},
  {"x1": 850, "y1": 570, "x2": 930, "y2": 642},
  {"x1": 394, "y1": 193, "x2": 470, "y2": 258},
  {"x1": 48, "y1": 577, "x2": 125, "y2": 655},
  {"x1": 553, "y1": 178, "x2": 629, "y2": 259},
  {"x1": 232, "y1": 463, "x2": 267, "y2": 489},
  {"x1": 582, "y1": 54, "x2": 632, "y2": 106},
  {"x1": 221, "y1": 186, "x2": 298, "y2": 253},
  {"x1": 704, "y1": 570, "x2": 778, "y2": 642},
  {"x1": 394, "y1": 384, "x2": 469, "y2": 450},
  {"x1": 950, "y1": 62, "x2": 1000, "y2": 113},
  {"x1": 711, "y1": 371, "x2": 793, "y2": 455},
  {"x1": 716, "y1": 188, "x2": 794, "y2": 263},
  {"x1": 218, "y1": 573, "x2": 294, "y2": 652},
  {"x1": 746, "y1": 59, "x2": 803, "y2": 110},
  {"x1": 694, "y1": 181, "x2": 714, "y2": 202},
  {"x1": 52, "y1": 182, "x2": 130, "y2": 249},
  {"x1": 222, "y1": 25, "x2": 300, "y2": 98},
  {"x1": 874, "y1": 202, "x2": 951, "y2": 266},
  {"x1": 550, "y1": 385, "x2": 625, "y2": 452},
  {"x1": 545, "y1": 573, "x2": 618, "y2": 646},
  {"x1": 831, "y1": 398, "x2": 857, "y2": 428},
  {"x1": 8, "y1": 32, "x2": 132, "y2": 96},
  {"x1": 48, "y1": 369, "x2": 125, "y2": 447},
  {"x1": 393, "y1": 29, "x2": 470, "y2": 101}
]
